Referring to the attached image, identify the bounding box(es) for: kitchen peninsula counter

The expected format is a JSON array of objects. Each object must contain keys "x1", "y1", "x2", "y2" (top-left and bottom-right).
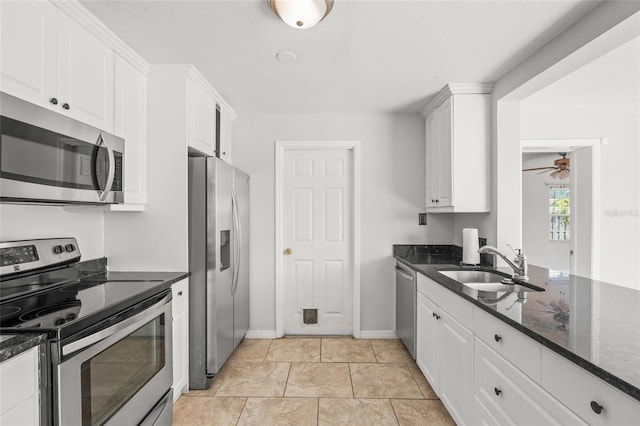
[{"x1": 394, "y1": 244, "x2": 640, "y2": 402}]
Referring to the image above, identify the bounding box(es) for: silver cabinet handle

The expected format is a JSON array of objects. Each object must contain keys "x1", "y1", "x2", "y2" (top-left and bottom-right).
[{"x1": 98, "y1": 133, "x2": 115, "y2": 202}]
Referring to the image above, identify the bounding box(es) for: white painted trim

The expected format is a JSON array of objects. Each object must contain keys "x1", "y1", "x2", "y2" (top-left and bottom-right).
[
  {"x1": 274, "y1": 140, "x2": 362, "y2": 339},
  {"x1": 245, "y1": 330, "x2": 278, "y2": 339},
  {"x1": 358, "y1": 330, "x2": 398, "y2": 339},
  {"x1": 421, "y1": 83, "x2": 494, "y2": 117},
  {"x1": 521, "y1": 138, "x2": 607, "y2": 151}
]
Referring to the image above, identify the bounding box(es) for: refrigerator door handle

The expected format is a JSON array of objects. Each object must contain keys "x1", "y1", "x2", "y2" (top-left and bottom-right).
[{"x1": 231, "y1": 191, "x2": 241, "y2": 295}]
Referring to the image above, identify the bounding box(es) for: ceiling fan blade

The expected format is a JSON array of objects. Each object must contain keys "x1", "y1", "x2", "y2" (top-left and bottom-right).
[{"x1": 522, "y1": 166, "x2": 557, "y2": 172}]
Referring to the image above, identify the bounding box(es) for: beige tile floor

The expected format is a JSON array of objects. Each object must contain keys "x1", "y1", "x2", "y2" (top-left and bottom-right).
[{"x1": 173, "y1": 337, "x2": 455, "y2": 425}]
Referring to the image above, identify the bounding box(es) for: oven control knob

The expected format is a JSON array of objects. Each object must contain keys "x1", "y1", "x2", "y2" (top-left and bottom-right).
[
  {"x1": 66, "y1": 313, "x2": 77, "y2": 321},
  {"x1": 55, "y1": 318, "x2": 66, "y2": 326},
  {"x1": 53, "y1": 245, "x2": 64, "y2": 254},
  {"x1": 65, "y1": 244, "x2": 75, "y2": 252}
]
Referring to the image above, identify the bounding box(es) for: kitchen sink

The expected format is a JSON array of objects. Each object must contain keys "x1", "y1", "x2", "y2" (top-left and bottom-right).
[
  {"x1": 438, "y1": 270, "x2": 510, "y2": 284},
  {"x1": 438, "y1": 269, "x2": 544, "y2": 301}
]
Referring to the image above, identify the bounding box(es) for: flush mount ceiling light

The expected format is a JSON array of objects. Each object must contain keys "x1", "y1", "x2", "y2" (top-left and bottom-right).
[{"x1": 267, "y1": 0, "x2": 334, "y2": 29}]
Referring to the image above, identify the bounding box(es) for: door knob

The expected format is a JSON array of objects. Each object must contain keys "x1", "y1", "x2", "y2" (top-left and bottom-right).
[{"x1": 284, "y1": 248, "x2": 292, "y2": 255}]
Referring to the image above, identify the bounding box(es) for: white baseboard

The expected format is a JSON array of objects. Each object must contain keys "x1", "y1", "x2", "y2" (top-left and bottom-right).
[
  {"x1": 358, "y1": 330, "x2": 398, "y2": 339},
  {"x1": 245, "y1": 330, "x2": 397, "y2": 339},
  {"x1": 245, "y1": 330, "x2": 278, "y2": 339}
]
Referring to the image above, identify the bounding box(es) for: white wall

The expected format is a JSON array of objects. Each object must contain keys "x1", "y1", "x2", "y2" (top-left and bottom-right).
[
  {"x1": 233, "y1": 113, "x2": 426, "y2": 334},
  {"x1": 103, "y1": 68, "x2": 190, "y2": 271},
  {"x1": 0, "y1": 205, "x2": 104, "y2": 260},
  {"x1": 480, "y1": 3, "x2": 640, "y2": 268},
  {"x1": 520, "y1": 104, "x2": 639, "y2": 289},
  {"x1": 521, "y1": 153, "x2": 571, "y2": 271}
]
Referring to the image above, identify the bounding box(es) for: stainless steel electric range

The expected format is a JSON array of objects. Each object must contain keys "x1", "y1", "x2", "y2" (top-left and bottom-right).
[{"x1": 0, "y1": 238, "x2": 177, "y2": 426}]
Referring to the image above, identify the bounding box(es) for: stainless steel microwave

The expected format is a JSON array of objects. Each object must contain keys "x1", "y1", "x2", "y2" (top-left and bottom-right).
[{"x1": 0, "y1": 93, "x2": 124, "y2": 204}]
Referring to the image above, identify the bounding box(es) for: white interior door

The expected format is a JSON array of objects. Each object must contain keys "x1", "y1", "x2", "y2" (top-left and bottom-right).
[{"x1": 283, "y1": 148, "x2": 353, "y2": 335}]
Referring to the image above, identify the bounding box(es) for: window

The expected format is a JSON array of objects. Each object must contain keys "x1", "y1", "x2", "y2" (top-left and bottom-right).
[{"x1": 549, "y1": 186, "x2": 570, "y2": 240}]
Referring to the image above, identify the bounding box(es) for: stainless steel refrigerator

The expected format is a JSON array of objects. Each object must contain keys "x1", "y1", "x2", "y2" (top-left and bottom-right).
[{"x1": 188, "y1": 156, "x2": 249, "y2": 389}]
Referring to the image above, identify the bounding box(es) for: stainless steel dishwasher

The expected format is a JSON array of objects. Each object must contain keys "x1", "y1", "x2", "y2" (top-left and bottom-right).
[{"x1": 395, "y1": 261, "x2": 416, "y2": 358}]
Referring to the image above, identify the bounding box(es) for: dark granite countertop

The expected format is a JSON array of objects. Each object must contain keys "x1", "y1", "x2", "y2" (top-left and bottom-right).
[
  {"x1": 0, "y1": 333, "x2": 46, "y2": 363},
  {"x1": 394, "y1": 245, "x2": 640, "y2": 402}
]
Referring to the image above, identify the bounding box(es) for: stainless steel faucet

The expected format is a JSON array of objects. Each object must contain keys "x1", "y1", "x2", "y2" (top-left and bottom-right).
[{"x1": 478, "y1": 245, "x2": 529, "y2": 281}]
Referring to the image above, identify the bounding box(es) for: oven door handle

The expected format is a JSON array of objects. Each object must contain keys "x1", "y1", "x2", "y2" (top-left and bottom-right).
[{"x1": 62, "y1": 293, "x2": 171, "y2": 356}]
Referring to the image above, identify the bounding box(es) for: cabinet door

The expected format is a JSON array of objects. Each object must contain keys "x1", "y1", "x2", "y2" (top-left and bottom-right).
[
  {"x1": 439, "y1": 308, "x2": 474, "y2": 426},
  {"x1": 0, "y1": 347, "x2": 40, "y2": 425},
  {"x1": 425, "y1": 111, "x2": 437, "y2": 208},
  {"x1": 114, "y1": 56, "x2": 147, "y2": 205},
  {"x1": 219, "y1": 106, "x2": 233, "y2": 164},
  {"x1": 56, "y1": 11, "x2": 114, "y2": 131},
  {"x1": 416, "y1": 292, "x2": 439, "y2": 391},
  {"x1": 0, "y1": 0, "x2": 56, "y2": 109},
  {"x1": 171, "y1": 279, "x2": 189, "y2": 401},
  {"x1": 188, "y1": 80, "x2": 216, "y2": 156},
  {"x1": 435, "y1": 97, "x2": 452, "y2": 207}
]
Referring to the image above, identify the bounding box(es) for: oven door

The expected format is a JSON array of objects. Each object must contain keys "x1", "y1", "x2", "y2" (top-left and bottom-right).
[
  {"x1": 0, "y1": 93, "x2": 123, "y2": 204},
  {"x1": 56, "y1": 292, "x2": 172, "y2": 426}
]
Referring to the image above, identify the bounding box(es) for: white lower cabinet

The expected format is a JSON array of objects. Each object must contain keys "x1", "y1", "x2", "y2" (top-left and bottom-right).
[
  {"x1": 438, "y1": 309, "x2": 474, "y2": 424},
  {"x1": 171, "y1": 279, "x2": 189, "y2": 401},
  {"x1": 416, "y1": 274, "x2": 474, "y2": 426},
  {"x1": 541, "y1": 347, "x2": 640, "y2": 426},
  {"x1": 475, "y1": 337, "x2": 585, "y2": 425},
  {"x1": 416, "y1": 292, "x2": 439, "y2": 387},
  {"x1": 0, "y1": 347, "x2": 40, "y2": 425},
  {"x1": 414, "y1": 271, "x2": 640, "y2": 425}
]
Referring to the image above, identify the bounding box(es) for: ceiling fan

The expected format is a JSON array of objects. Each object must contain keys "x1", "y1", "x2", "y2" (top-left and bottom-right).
[{"x1": 522, "y1": 153, "x2": 570, "y2": 179}]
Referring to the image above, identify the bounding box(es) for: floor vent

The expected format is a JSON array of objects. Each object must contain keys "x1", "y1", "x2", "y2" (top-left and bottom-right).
[{"x1": 302, "y1": 308, "x2": 318, "y2": 325}]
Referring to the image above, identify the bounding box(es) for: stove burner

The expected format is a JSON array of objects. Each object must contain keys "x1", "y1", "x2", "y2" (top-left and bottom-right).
[
  {"x1": 19, "y1": 301, "x2": 81, "y2": 322},
  {"x1": 0, "y1": 306, "x2": 20, "y2": 316}
]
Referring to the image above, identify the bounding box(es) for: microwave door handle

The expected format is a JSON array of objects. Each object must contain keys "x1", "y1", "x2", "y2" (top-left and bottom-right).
[{"x1": 98, "y1": 133, "x2": 116, "y2": 202}]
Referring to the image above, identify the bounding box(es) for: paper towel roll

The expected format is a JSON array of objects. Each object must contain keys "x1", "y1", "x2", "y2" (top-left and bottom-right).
[{"x1": 462, "y1": 228, "x2": 480, "y2": 265}]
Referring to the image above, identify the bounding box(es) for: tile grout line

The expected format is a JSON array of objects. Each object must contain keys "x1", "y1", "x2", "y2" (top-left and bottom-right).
[
  {"x1": 347, "y1": 362, "x2": 355, "y2": 398},
  {"x1": 389, "y1": 398, "x2": 401, "y2": 425},
  {"x1": 282, "y1": 361, "x2": 293, "y2": 397},
  {"x1": 316, "y1": 397, "x2": 320, "y2": 426},
  {"x1": 233, "y1": 397, "x2": 249, "y2": 426}
]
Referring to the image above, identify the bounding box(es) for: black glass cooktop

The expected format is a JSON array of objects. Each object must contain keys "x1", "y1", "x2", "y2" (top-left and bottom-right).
[{"x1": 0, "y1": 276, "x2": 167, "y2": 340}]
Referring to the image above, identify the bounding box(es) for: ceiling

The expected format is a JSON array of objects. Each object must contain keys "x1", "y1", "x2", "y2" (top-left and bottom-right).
[
  {"x1": 523, "y1": 35, "x2": 640, "y2": 106},
  {"x1": 81, "y1": 0, "x2": 599, "y2": 114}
]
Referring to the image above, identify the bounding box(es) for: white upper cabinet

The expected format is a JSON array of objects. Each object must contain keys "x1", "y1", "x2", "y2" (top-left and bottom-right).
[
  {"x1": 56, "y1": 11, "x2": 114, "y2": 132},
  {"x1": 188, "y1": 78, "x2": 217, "y2": 157},
  {"x1": 1, "y1": 0, "x2": 114, "y2": 132},
  {"x1": 422, "y1": 84, "x2": 492, "y2": 213},
  {"x1": 114, "y1": 55, "x2": 147, "y2": 206},
  {"x1": 218, "y1": 103, "x2": 236, "y2": 164},
  {"x1": 0, "y1": 0, "x2": 57, "y2": 109}
]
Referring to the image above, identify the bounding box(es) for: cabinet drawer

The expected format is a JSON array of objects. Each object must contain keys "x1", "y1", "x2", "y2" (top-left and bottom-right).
[
  {"x1": 171, "y1": 279, "x2": 189, "y2": 305},
  {"x1": 475, "y1": 338, "x2": 585, "y2": 426},
  {"x1": 541, "y1": 347, "x2": 640, "y2": 426},
  {"x1": 474, "y1": 395, "x2": 504, "y2": 426},
  {"x1": 417, "y1": 274, "x2": 473, "y2": 329},
  {"x1": 0, "y1": 347, "x2": 39, "y2": 415},
  {"x1": 473, "y1": 306, "x2": 541, "y2": 381}
]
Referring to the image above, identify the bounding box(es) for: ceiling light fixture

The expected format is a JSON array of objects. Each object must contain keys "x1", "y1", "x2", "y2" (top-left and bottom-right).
[{"x1": 267, "y1": 0, "x2": 334, "y2": 29}]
